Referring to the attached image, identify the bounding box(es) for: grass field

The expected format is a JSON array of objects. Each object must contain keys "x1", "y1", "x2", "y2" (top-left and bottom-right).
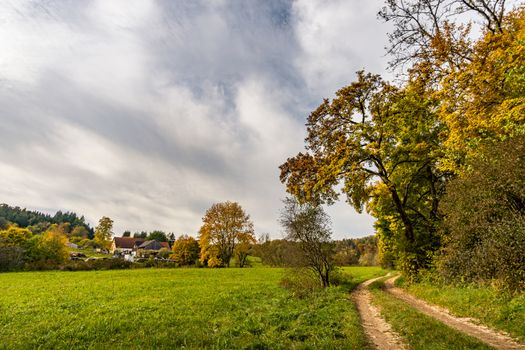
[
  {"x1": 396, "y1": 277, "x2": 525, "y2": 341},
  {"x1": 0, "y1": 266, "x2": 385, "y2": 349},
  {"x1": 368, "y1": 279, "x2": 492, "y2": 350}
]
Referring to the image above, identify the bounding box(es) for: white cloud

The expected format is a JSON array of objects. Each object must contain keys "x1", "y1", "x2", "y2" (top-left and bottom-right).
[
  {"x1": 0, "y1": 0, "x2": 387, "y2": 239},
  {"x1": 292, "y1": 0, "x2": 391, "y2": 97}
]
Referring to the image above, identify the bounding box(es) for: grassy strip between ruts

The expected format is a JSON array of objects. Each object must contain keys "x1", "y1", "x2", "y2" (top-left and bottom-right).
[
  {"x1": 0, "y1": 266, "x2": 385, "y2": 350},
  {"x1": 396, "y1": 277, "x2": 525, "y2": 342},
  {"x1": 368, "y1": 278, "x2": 493, "y2": 350}
]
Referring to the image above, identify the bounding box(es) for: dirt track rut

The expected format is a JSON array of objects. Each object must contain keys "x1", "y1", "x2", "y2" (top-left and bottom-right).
[
  {"x1": 353, "y1": 276, "x2": 407, "y2": 350},
  {"x1": 384, "y1": 275, "x2": 525, "y2": 350}
]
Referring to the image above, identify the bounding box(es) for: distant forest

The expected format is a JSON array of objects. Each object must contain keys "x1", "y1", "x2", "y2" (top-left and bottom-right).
[{"x1": 0, "y1": 204, "x2": 94, "y2": 238}]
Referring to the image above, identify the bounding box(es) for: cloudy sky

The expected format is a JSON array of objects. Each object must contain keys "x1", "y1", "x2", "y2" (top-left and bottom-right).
[{"x1": 0, "y1": 0, "x2": 392, "y2": 239}]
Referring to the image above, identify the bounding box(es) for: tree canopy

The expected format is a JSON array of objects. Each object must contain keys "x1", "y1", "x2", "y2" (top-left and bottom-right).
[
  {"x1": 147, "y1": 231, "x2": 168, "y2": 242},
  {"x1": 280, "y1": 198, "x2": 335, "y2": 288},
  {"x1": 280, "y1": 72, "x2": 448, "y2": 274},
  {"x1": 0, "y1": 204, "x2": 93, "y2": 237},
  {"x1": 280, "y1": 2, "x2": 525, "y2": 286},
  {"x1": 198, "y1": 201, "x2": 255, "y2": 268},
  {"x1": 171, "y1": 235, "x2": 200, "y2": 266},
  {"x1": 94, "y1": 217, "x2": 113, "y2": 250}
]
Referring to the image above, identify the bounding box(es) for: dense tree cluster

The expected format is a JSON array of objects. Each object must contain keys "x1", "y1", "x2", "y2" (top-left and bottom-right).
[
  {"x1": 439, "y1": 137, "x2": 525, "y2": 290},
  {"x1": 0, "y1": 204, "x2": 94, "y2": 238},
  {"x1": 0, "y1": 224, "x2": 69, "y2": 271},
  {"x1": 280, "y1": 1, "x2": 525, "y2": 290},
  {"x1": 333, "y1": 236, "x2": 379, "y2": 267}
]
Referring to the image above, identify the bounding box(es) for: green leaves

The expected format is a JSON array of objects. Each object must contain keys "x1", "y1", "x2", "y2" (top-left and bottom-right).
[
  {"x1": 94, "y1": 216, "x2": 113, "y2": 249},
  {"x1": 280, "y1": 72, "x2": 446, "y2": 275}
]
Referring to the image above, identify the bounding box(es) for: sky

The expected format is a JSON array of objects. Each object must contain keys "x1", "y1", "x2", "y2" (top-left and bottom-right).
[{"x1": 0, "y1": 0, "x2": 393, "y2": 239}]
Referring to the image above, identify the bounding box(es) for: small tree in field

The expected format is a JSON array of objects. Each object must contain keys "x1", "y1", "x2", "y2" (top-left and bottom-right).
[
  {"x1": 280, "y1": 197, "x2": 335, "y2": 288},
  {"x1": 171, "y1": 235, "x2": 199, "y2": 266},
  {"x1": 199, "y1": 201, "x2": 255, "y2": 267},
  {"x1": 94, "y1": 216, "x2": 113, "y2": 250}
]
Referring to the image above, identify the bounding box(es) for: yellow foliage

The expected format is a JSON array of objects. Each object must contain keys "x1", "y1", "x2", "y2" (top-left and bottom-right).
[
  {"x1": 41, "y1": 225, "x2": 70, "y2": 264},
  {"x1": 171, "y1": 235, "x2": 199, "y2": 265},
  {"x1": 207, "y1": 256, "x2": 222, "y2": 268},
  {"x1": 0, "y1": 225, "x2": 33, "y2": 246},
  {"x1": 438, "y1": 9, "x2": 525, "y2": 171},
  {"x1": 198, "y1": 201, "x2": 255, "y2": 267}
]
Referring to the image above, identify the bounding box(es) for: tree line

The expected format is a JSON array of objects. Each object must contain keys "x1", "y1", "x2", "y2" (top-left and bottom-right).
[
  {"x1": 255, "y1": 234, "x2": 378, "y2": 267},
  {"x1": 0, "y1": 199, "x2": 368, "y2": 282},
  {"x1": 0, "y1": 201, "x2": 259, "y2": 271},
  {"x1": 280, "y1": 1, "x2": 525, "y2": 291},
  {"x1": 0, "y1": 204, "x2": 94, "y2": 238}
]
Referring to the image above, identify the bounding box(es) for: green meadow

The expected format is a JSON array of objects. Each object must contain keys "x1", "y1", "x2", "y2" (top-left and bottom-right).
[
  {"x1": 0, "y1": 267, "x2": 385, "y2": 350},
  {"x1": 368, "y1": 279, "x2": 492, "y2": 350},
  {"x1": 396, "y1": 277, "x2": 525, "y2": 341}
]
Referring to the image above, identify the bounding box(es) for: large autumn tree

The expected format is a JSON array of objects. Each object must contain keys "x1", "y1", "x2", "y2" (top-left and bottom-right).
[
  {"x1": 198, "y1": 201, "x2": 256, "y2": 267},
  {"x1": 438, "y1": 8, "x2": 525, "y2": 169},
  {"x1": 280, "y1": 72, "x2": 448, "y2": 275},
  {"x1": 380, "y1": 0, "x2": 524, "y2": 171}
]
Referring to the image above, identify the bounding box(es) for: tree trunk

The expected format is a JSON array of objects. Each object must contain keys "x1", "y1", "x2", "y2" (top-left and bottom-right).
[{"x1": 389, "y1": 185, "x2": 415, "y2": 242}]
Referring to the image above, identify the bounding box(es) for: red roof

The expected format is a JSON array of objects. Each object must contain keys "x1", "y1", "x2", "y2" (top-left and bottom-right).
[
  {"x1": 113, "y1": 237, "x2": 169, "y2": 250},
  {"x1": 113, "y1": 237, "x2": 141, "y2": 249}
]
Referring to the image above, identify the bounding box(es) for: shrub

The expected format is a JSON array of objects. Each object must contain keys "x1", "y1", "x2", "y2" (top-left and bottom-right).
[
  {"x1": 439, "y1": 136, "x2": 525, "y2": 291},
  {"x1": 60, "y1": 258, "x2": 132, "y2": 271},
  {"x1": 157, "y1": 247, "x2": 171, "y2": 259},
  {"x1": 0, "y1": 245, "x2": 25, "y2": 271},
  {"x1": 171, "y1": 235, "x2": 199, "y2": 265},
  {"x1": 358, "y1": 252, "x2": 378, "y2": 266},
  {"x1": 280, "y1": 268, "x2": 322, "y2": 298},
  {"x1": 328, "y1": 268, "x2": 353, "y2": 287},
  {"x1": 78, "y1": 239, "x2": 96, "y2": 249}
]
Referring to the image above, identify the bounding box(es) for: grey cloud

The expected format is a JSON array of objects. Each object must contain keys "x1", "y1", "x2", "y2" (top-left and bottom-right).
[{"x1": 0, "y1": 0, "x2": 387, "y2": 238}]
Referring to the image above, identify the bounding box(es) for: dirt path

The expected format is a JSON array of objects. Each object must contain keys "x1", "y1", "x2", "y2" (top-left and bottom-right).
[
  {"x1": 384, "y1": 275, "x2": 525, "y2": 350},
  {"x1": 352, "y1": 276, "x2": 407, "y2": 350}
]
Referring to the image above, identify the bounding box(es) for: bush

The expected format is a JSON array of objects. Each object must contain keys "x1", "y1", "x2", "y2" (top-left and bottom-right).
[
  {"x1": 0, "y1": 245, "x2": 25, "y2": 271},
  {"x1": 69, "y1": 236, "x2": 83, "y2": 244},
  {"x1": 78, "y1": 239, "x2": 96, "y2": 249},
  {"x1": 280, "y1": 268, "x2": 322, "y2": 298},
  {"x1": 358, "y1": 252, "x2": 378, "y2": 266},
  {"x1": 439, "y1": 136, "x2": 525, "y2": 291},
  {"x1": 157, "y1": 247, "x2": 171, "y2": 259},
  {"x1": 328, "y1": 268, "x2": 353, "y2": 287},
  {"x1": 439, "y1": 217, "x2": 525, "y2": 291},
  {"x1": 61, "y1": 258, "x2": 132, "y2": 271}
]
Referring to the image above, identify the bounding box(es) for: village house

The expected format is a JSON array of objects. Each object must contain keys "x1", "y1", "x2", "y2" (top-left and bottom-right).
[
  {"x1": 110, "y1": 237, "x2": 143, "y2": 255},
  {"x1": 111, "y1": 237, "x2": 170, "y2": 259}
]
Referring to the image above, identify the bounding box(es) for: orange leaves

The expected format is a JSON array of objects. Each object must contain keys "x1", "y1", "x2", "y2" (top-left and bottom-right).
[
  {"x1": 171, "y1": 235, "x2": 199, "y2": 266},
  {"x1": 198, "y1": 201, "x2": 255, "y2": 267}
]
